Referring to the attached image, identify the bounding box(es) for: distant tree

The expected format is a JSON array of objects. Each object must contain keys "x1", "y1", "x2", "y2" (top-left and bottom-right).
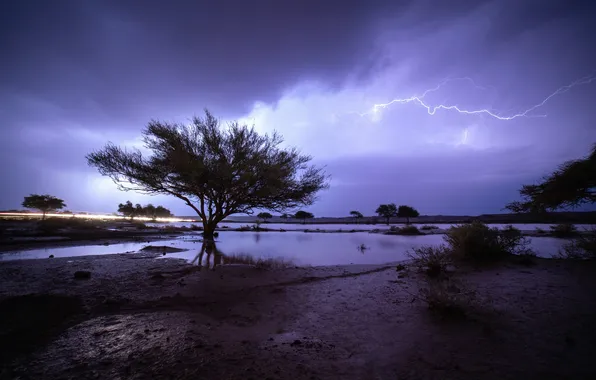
[
  {"x1": 133, "y1": 203, "x2": 144, "y2": 219},
  {"x1": 22, "y1": 194, "x2": 66, "y2": 220},
  {"x1": 280, "y1": 213, "x2": 291, "y2": 220},
  {"x1": 118, "y1": 201, "x2": 135, "y2": 219},
  {"x1": 87, "y1": 109, "x2": 329, "y2": 240},
  {"x1": 154, "y1": 205, "x2": 173, "y2": 218},
  {"x1": 505, "y1": 144, "x2": 596, "y2": 213},
  {"x1": 143, "y1": 204, "x2": 157, "y2": 220},
  {"x1": 349, "y1": 210, "x2": 363, "y2": 224},
  {"x1": 294, "y1": 210, "x2": 314, "y2": 224},
  {"x1": 257, "y1": 212, "x2": 273, "y2": 222},
  {"x1": 397, "y1": 205, "x2": 419, "y2": 224},
  {"x1": 375, "y1": 203, "x2": 397, "y2": 225}
]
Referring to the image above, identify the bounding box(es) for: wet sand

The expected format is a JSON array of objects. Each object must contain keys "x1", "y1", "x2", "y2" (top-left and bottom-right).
[{"x1": 1, "y1": 252, "x2": 596, "y2": 379}]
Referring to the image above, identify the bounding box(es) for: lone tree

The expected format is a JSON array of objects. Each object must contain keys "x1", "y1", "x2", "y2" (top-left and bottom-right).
[
  {"x1": 397, "y1": 205, "x2": 419, "y2": 224},
  {"x1": 257, "y1": 212, "x2": 273, "y2": 222},
  {"x1": 294, "y1": 210, "x2": 314, "y2": 224},
  {"x1": 375, "y1": 203, "x2": 397, "y2": 225},
  {"x1": 87, "y1": 110, "x2": 328, "y2": 239},
  {"x1": 505, "y1": 144, "x2": 596, "y2": 213},
  {"x1": 22, "y1": 194, "x2": 66, "y2": 220},
  {"x1": 349, "y1": 210, "x2": 363, "y2": 224},
  {"x1": 118, "y1": 201, "x2": 135, "y2": 219}
]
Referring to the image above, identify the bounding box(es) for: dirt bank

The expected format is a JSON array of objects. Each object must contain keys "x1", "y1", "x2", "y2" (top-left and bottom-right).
[{"x1": 1, "y1": 252, "x2": 595, "y2": 379}]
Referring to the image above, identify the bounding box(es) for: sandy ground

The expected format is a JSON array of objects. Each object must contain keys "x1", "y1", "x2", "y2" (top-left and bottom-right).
[{"x1": 1, "y1": 251, "x2": 596, "y2": 380}]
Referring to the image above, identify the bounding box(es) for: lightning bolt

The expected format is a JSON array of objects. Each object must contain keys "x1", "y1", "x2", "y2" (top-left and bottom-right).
[{"x1": 360, "y1": 72, "x2": 596, "y2": 121}]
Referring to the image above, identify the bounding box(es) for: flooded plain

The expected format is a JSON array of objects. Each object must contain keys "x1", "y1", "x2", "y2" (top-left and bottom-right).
[{"x1": 0, "y1": 230, "x2": 569, "y2": 265}]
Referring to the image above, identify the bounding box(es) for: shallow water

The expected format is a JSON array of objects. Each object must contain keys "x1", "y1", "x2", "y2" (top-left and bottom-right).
[
  {"x1": 149, "y1": 222, "x2": 596, "y2": 232},
  {"x1": 0, "y1": 231, "x2": 569, "y2": 265}
]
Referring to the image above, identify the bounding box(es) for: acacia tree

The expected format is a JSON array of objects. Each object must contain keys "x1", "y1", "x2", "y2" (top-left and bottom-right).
[
  {"x1": 22, "y1": 194, "x2": 66, "y2": 220},
  {"x1": 505, "y1": 144, "x2": 596, "y2": 212},
  {"x1": 376, "y1": 203, "x2": 397, "y2": 225},
  {"x1": 144, "y1": 204, "x2": 157, "y2": 220},
  {"x1": 257, "y1": 212, "x2": 273, "y2": 222},
  {"x1": 294, "y1": 210, "x2": 314, "y2": 224},
  {"x1": 87, "y1": 110, "x2": 329, "y2": 239},
  {"x1": 349, "y1": 210, "x2": 363, "y2": 224},
  {"x1": 397, "y1": 205, "x2": 419, "y2": 224}
]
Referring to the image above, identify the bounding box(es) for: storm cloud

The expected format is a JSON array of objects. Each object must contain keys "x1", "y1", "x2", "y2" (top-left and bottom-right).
[{"x1": 1, "y1": 0, "x2": 594, "y2": 216}]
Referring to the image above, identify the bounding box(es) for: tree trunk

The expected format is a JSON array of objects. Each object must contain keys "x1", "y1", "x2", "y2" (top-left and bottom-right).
[
  {"x1": 202, "y1": 221, "x2": 218, "y2": 240},
  {"x1": 42, "y1": 211, "x2": 46, "y2": 220},
  {"x1": 386, "y1": 217, "x2": 389, "y2": 225},
  {"x1": 406, "y1": 217, "x2": 410, "y2": 225}
]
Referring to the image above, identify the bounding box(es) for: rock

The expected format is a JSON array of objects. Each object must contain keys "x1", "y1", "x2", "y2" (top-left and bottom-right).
[
  {"x1": 48, "y1": 254, "x2": 54, "y2": 258},
  {"x1": 74, "y1": 270, "x2": 91, "y2": 279}
]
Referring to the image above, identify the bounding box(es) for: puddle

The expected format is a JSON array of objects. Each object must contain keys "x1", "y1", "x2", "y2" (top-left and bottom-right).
[{"x1": 0, "y1": 231, "x2": 569, "y2": 266}]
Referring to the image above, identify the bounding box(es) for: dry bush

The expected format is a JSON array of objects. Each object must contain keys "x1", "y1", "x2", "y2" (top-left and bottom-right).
[
  {"x1": 407, "y1": 245, "x2": 452, "y2": 277},
  {"x1": 557, "y1": 229, "x2": 596, "y2": 259},
  {"x1": 550, "y1": 223, "x2": 578, "y2": 238},
  {"x1": 385, "y1": 225, "x2": 423, "y2": 235},
  {"x1": 37, "y1": 217, "x2": 103, "y2": 232},
  {"x1": 418, "y1": 279, "x2": 477, "y2": 319},
  {"x1": 444, "y1": 221, "x2": 532, "y2": 262},
  {"x1": 420, "y1": 225, "x2": 439, "y2": 231},
  {"x1": 222, "y1": 253, "x2": 295, "y2": 269}
]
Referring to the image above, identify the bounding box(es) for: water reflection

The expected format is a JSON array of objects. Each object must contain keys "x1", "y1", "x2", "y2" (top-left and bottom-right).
[{"x1": 190, "y1": 240, "x2": 223, "y2": 270}]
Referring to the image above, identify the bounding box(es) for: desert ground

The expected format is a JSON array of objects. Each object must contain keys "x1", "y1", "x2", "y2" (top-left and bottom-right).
[{"x1": 1, "y1": 245, "x2": 596, "y2": 380}]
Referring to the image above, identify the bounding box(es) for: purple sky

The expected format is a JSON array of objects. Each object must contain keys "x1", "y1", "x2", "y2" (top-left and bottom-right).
[{"x1": 1, "y1": 0, "x2": 595, "y2": 217}]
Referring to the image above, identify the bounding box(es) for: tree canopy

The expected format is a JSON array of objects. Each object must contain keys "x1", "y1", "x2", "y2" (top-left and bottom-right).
[
  {"x1": 87, "y1": 110, "x2": 328, "y2": 238},
  {"x1": 349, "y1": 210, "x2": 363, "y2": 218},
  {"x1": 375, "y1": 203, "x2": 397, "y2": 225},
  {"x1": 505, "y1": 144, "x2": 596, "y2": 213},
  {"x1": 397, "y1": 205, "x2": 419, "y2": 224},
  {"x1": 22, "y1": 194, "x2": 66, "y2": 219},
  {"x1": 257, "y1": 212, "x2": 273, "y2": 221},
  {"x1": 118, "y1": 201, "x2": 172, "y2": 220},
  {"x1": 294, "y1": 210, "x2": 314, "y2": 224}
]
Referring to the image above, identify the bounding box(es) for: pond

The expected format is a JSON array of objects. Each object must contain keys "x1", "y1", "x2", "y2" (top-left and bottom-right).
[{"x1": 0, "y1": 231, "x2": 569, "y2": 266}]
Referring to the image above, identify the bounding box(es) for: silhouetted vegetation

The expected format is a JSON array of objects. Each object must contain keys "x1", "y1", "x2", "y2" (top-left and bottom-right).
[
  {"x1": 257, "y1": 212, "x2": 273, "y2": 222},
  {"x1": 349, "y1": 210, "x2": 363, "y2": 224},
  {"x1": 444, "y1": 221, "x2": 532, "y2": 262},
  {"x1": 385, "y1": 225, "x2": 423, "y2": 235},
  {"x1": 408, "y1": 245, "x2": 451, "y2": 277},
  {"x1": 549, "y1": 223, "x2": 578, "y2": 238},
  {"x1": 87, "y1": 110, "x2": 328, "y2": 240},
  {"x1": 397, "y1": 205, "x2": 419, "y2": 224},
  {"x1": 375, "y1": 203, "x2": 397, "y2": 225},
  {"x1": 118, "y1": 201, "x2": 173, "y2": 220},
  {"x1": 558, "y1": 229, "x2": 596, "y2": 259},
  {"x1": 294, "y1": 210, "x2": 314, "y2": 224},
  {"x1": 420, "y1": 225, "x2": 439, "y2": 231},
  {"x1": 505, "y1": 143, "x2": 596, "y2": 213},
  {"x1": 22, "y1": 194, "x2": 66, "y2": 220}
]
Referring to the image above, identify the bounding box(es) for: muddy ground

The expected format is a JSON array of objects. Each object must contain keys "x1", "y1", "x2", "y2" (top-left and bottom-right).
[{"x1": 1, "y1": 252, "x2": 596, "y2": 379}]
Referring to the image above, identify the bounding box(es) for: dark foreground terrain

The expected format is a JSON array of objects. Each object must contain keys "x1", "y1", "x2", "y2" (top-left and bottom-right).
[{"x1": 1, "y1": 251, "x2": 596, "y2": 379}]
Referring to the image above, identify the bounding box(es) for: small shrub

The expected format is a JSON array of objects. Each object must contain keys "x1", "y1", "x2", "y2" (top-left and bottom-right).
[
  {"x1": 222, "y1": 253, "x2": 294, "y2": 269},
  {"x1": 418, "y1": 279, "x2": 476, "y2": 319},
  {"x1": 37, "y1": 217, "x2": 101, "y2": 233},
  {"x1": 535, "y1": 227, "x2": 546, "y2": 234},
  {"x1": 420, "y1": 225, "x2": 439, "y2": 231},
  {"x1": 385, "y1": 225, "x2": 423, "y2": 236},
  {"x1": 190, "y1": 224, "x2": 203, "y2": 231},
  {"x1": 408, "y1": 245, "x2": 451, "y2": 277},
  {"x1": 550, "y1": 223, "x2": 578, "y2": 238},
  {"x1": 557, "y1": 230, "x2": 596, "y2": 259},
  {"x1": 444, "y1": 221, "x2": 532, "y2": 262}
]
